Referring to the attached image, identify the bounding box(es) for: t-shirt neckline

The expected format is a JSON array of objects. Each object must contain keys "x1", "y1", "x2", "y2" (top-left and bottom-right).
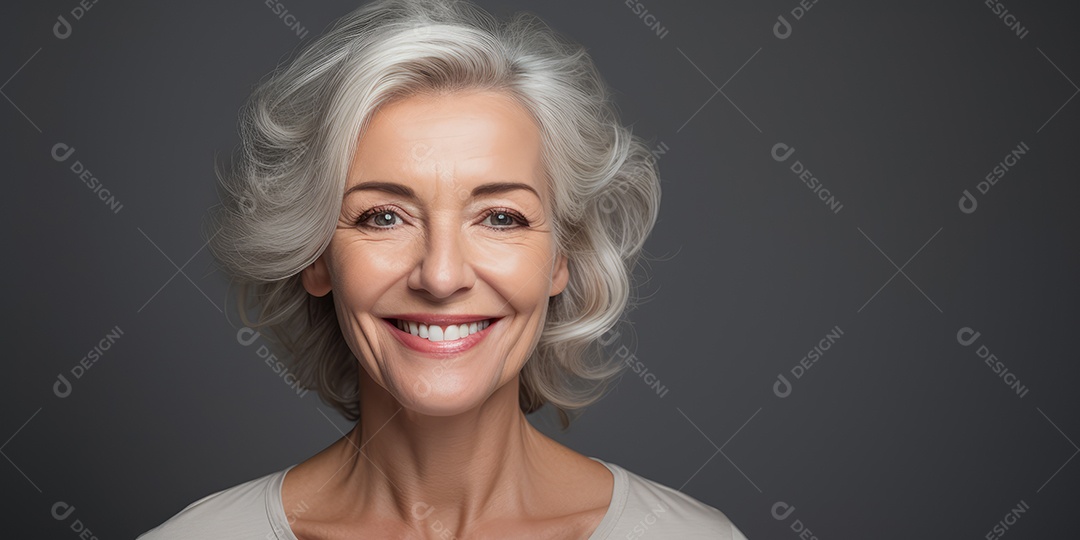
[{"x1": 265, "y1": 456, "x2": 628, "y2": 540}]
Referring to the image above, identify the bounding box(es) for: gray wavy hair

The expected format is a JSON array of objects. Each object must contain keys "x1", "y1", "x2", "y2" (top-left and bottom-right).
[{"x1": 206, "y1": 0, "x2": 661, "y2": 429}]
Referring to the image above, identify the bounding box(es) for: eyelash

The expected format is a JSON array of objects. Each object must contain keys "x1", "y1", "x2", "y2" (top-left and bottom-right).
[{"x1": 353, "y1": 205, "x2": 531, "y2": 231}]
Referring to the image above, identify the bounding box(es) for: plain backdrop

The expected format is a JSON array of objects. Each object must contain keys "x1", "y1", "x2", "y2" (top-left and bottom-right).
[{"x1": 4, "y1": 1, "x2": 1080, "y2": 538}]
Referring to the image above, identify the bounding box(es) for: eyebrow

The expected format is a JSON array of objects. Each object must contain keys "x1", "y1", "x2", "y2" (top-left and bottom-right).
[{"x1": 344, "y1": 180, "x2": 541, "y2": 202}]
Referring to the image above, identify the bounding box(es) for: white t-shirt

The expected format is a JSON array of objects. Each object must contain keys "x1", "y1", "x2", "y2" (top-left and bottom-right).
[{"x1": 138, "y1": 457, "x2": 749, "y2": 539}]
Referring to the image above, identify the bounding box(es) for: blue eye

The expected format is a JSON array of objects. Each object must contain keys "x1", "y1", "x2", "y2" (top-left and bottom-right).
[
  {"x1": 371, "y1": 211, "x2": 400, "y2": 227},
  {"x1": 482, "y1": 208, "x2": 529, "y2": 230},
  {"x1": 354, "y1": 206, "x2": 530, "y2": 231},
  {"x1": 355, "y1": 206, "x2": 403, "y2": 229}
]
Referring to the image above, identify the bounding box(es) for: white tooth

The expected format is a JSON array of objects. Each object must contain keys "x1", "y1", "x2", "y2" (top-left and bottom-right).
[
  {"x1": 401, "y1": 320, "x2": 490, "y2": 342},
  {"x1": 444, "y1": 325, "x2": 459, "y2": 340}
]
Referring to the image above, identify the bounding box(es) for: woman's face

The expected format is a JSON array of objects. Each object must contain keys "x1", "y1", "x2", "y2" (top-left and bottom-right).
[{"x1": 302, "y1": 90, "x2": 569, "y2": 416}]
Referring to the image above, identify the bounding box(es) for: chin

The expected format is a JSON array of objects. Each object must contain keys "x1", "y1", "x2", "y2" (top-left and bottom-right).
[{"x1": 393, "y1": 375, "x2": 495, "y2": 417}]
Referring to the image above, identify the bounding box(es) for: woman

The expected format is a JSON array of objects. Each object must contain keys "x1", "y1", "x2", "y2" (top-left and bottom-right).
[{"x1": 139, "y1": 0, "x2": 748, "y2": 538}]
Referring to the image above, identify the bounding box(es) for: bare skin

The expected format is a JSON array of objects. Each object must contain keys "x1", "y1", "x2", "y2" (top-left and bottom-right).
[{"x1": 290, "y1": 90, "x2": 614, "y2": 539}]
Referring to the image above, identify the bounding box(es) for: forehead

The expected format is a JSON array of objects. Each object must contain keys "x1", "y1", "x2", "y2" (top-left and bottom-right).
[{"x1": 349, "y1": 90, "x2": 545, "y2": 198}]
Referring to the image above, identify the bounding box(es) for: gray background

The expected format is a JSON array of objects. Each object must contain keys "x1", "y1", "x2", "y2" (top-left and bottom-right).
[{"x1": 4, "y1": 1, "x2": 1078, "y2": 538}]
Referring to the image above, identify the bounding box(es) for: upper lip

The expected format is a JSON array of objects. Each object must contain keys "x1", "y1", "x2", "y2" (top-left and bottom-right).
[{"x1": 384, "y1": 313, "x2": 501, "y2": 326}]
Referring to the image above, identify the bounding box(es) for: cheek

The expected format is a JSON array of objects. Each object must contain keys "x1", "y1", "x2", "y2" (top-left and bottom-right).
[
  {"x1": 325, "y1": 247, "x2": 406, "y2": 366},
  {"x1": 329, "y1": 237, "x2": 418, "y2": 302},
  {"x1": 471, "y1": 237, "x2": 556, "y2": 308},
  {"x1": 326, "y1": 238, "x2": 419, "y2": 374}
]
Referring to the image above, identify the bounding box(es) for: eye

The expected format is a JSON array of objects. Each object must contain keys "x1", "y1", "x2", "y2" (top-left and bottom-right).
[
  {"x1": 355, "y1": 206, "x2": 404, "y2": 229},
  {"x1": 481, "y1": 208, "x2": 529, "y2": 230}
]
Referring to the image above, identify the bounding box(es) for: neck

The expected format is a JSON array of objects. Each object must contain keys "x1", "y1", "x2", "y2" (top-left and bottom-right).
[{"x1": 339, "y1": 369, "x2": 559, "y2": 529}]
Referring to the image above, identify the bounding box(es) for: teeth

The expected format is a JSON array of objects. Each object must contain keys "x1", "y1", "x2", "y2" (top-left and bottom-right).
[{"x1": 394, "y1": 318, "x2": 491, "y2": 342}]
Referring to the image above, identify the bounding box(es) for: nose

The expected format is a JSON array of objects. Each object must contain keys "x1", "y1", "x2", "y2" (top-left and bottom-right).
[{"x1": 407, "y1": 214, "x2": 476, "y2": 300}]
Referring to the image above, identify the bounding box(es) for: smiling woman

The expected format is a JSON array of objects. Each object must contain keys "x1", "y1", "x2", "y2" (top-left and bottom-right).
[
  {"x1": 303, "y1": 90, "x2": 567, "y2": 418},
  {"x1": 138, "y1": 0, "x2": 747, "y2": 538}
]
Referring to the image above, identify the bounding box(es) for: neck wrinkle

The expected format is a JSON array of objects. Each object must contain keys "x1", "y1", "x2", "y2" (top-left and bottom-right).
[{"x1": 345, "y1": 368, "x2": 548, "y2": 531}]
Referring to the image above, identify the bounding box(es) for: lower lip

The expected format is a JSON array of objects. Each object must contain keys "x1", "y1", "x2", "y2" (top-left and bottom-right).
[{"x1": 383, "y1": 318, "x2": 499, "y2": 357}]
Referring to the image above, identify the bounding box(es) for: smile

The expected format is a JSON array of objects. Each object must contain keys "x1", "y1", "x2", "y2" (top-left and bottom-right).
[
  {"x1": 381, "y1": 316, "x2": 501, "y2": 357},
  {"x1": 390, "y1": 318, "x2": 493, "y2": 342}
]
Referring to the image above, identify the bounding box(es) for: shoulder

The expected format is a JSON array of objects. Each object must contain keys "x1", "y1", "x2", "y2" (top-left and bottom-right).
[
  {"x1": 136, "y1": 466, "x2": 293, "y2": 540},
  {"x1": 597, "y1": 459, "x2": 750, "y2": 540}
]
